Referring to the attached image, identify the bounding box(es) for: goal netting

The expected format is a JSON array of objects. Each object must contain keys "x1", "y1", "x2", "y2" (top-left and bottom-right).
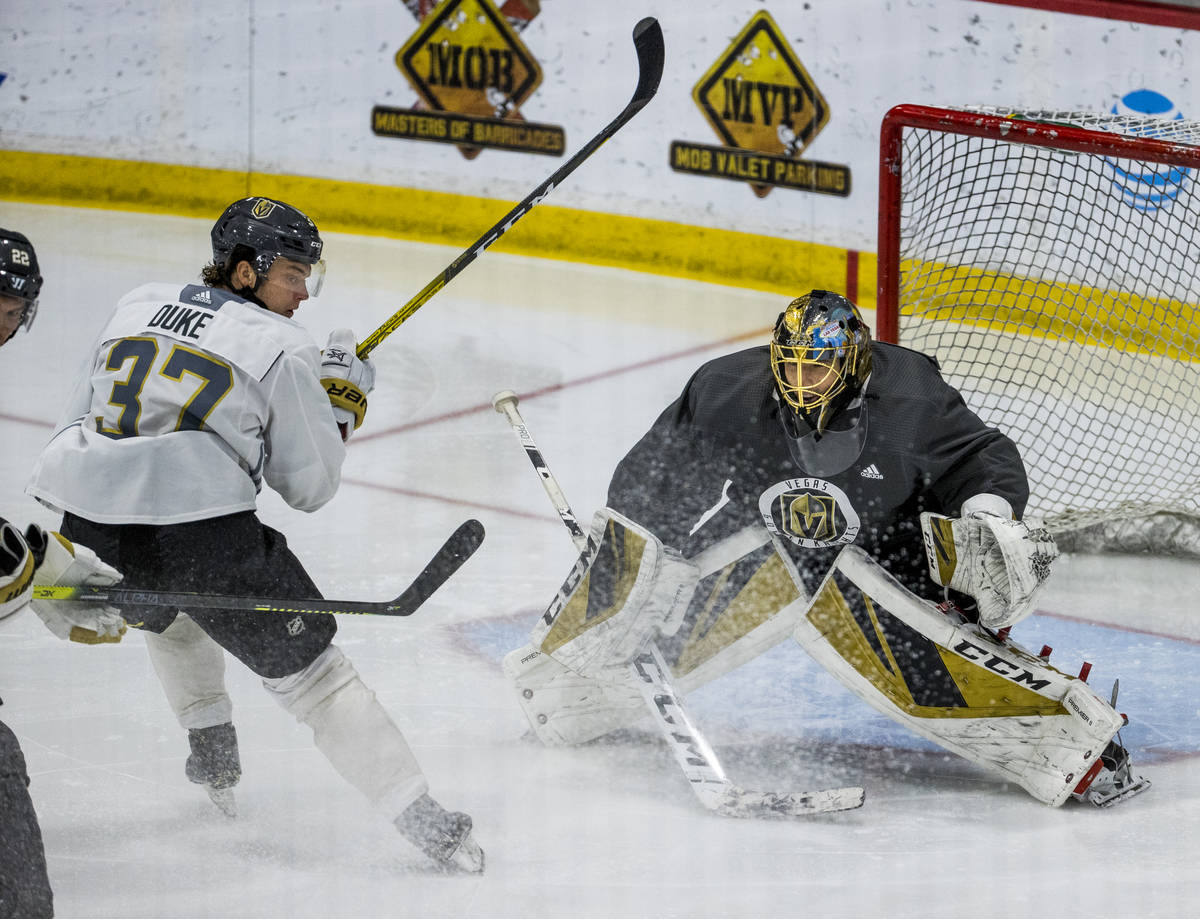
[{"x1": 877, "y1": 104, "x2": 1200, "y2": 554}]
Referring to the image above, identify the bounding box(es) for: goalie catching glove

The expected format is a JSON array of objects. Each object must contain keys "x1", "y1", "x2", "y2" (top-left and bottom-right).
[
  {"x1": 321, "y1": 328, "x2": 376, "y2": 440},
  {"x1": 26, "y1": 525, "x2": 127, "y2": 643},
  {"x1": 920, "y1": 495, "x2": 1058, "y2": 629}
]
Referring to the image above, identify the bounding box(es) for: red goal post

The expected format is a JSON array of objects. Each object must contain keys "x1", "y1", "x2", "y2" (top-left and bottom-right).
[{"x1": 875, "y1": 103, "x2": 1200, "y2": 551}]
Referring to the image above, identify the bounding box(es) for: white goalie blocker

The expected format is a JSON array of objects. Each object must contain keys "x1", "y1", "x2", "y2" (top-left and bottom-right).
[
  {"x1": 796, "y1": 546, "x2": 1129, "y2": 807},
  {"x1": 505, "y1": 511, "x2": 809, "y2": 746}
]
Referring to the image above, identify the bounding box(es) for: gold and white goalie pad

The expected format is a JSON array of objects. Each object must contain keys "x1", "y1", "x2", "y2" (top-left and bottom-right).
[
  {"x1": 505, "y1": 516, "x2": 809, "y2": 746},
  {"x1": 531, "y1": 509, "x2": 699, "y2": 680},
  {"x1": 795, "y1": 546, "x2": 1130, "y2": 807}
]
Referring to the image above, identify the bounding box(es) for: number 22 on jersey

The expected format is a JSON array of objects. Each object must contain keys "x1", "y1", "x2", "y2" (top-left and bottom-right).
[{"x1": 98, "y1": 336, "x2": 234, "y2": 438}]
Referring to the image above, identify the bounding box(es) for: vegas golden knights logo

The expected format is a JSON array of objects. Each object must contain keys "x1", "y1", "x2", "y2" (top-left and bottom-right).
[
  {"x1": 759, "y1": 477, "x2": 860, "y2": 548},
  {"x1": 785, "y1": 493, "x2": 838, "y2": 542},
  {"x1": 251, "y1": 198, "x2": 278, "y2": 219}
]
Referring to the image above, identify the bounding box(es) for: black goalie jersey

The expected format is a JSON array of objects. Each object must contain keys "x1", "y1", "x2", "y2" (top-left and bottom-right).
[{"x1": 606, "y1": 342, "x2": 1029, "y2": 600}]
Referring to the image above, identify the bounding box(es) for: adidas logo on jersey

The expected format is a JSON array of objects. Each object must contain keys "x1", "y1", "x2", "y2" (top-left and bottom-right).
[
  {"x1": 190, "y1": 288, "x2": 213, "y2": 304},
  {"x1": 860, "y1": 464, "x2": 884, "y2": 479}
]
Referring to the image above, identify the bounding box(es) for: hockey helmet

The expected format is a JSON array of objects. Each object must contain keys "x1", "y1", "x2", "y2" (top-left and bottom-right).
[
  {"x1": 0, "y1": 228, "x2": 43, "y2": 340},
  {"x1": 210, "y1": 197, "x2": 325, "y2": 296},
  {"x1": 770, "y1": 290, "x2": 872, "y2": 434}
]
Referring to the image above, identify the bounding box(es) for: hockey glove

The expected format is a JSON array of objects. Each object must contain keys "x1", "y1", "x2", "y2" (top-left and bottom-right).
[
  {"x1": 26, "y1": 525, "x2": 127, "y2": 644},
  {"x1": 0, "y1": 518, "x2": 36, "y2": 620},
  {"x1": 920, "y1": 509, "x2": 1058, "y2": 629},
  {"x1": 321, "y1": 328, "x2": 376, "y2": 441}
]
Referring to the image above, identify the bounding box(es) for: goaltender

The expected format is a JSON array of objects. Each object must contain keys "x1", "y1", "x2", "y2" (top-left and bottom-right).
[{"x1": 506, "y1": 290, "x2": 1149, "y2": 809}]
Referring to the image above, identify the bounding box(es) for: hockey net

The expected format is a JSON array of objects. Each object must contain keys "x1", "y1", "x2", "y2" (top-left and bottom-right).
[{"x1": 877, "y1": 104, "x2": 1200, "y2": 554}]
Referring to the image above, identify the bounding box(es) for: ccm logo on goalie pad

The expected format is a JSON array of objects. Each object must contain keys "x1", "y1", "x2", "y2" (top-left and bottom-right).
[
  {"x1": 540, "y1": 538, "x2": 598, "y2": 629},
  {"x1": 951, "y1": 638, "x2": 1050, "y2": 691}
]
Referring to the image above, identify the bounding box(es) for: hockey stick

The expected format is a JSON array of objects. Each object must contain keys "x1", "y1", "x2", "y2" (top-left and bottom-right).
[
  {"x1": 491, "y1": 389, "x2": 864, "y2": 817},
  {"x1": 356, "y1": 17, "x2": 665, "y2": 359},
  {"x1": 33, "y1": 518, "x2": 484, "y2": 618}
]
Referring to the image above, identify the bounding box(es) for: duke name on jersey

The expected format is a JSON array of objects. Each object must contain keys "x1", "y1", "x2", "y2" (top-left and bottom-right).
[{"x1": 29, "y1": 283, "x2": 345, "y2": 523}]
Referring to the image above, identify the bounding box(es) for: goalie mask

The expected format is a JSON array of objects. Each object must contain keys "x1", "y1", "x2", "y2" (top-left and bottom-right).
[
  {"x1": 770, "y1": 290, "x2": 872, "y2": 436},
  {"x1": 0, "y1": 228, "x2": 43, "y2": 343},
  {"x1": 210, "y1": 197, "x2": 326, "y2": 297}
]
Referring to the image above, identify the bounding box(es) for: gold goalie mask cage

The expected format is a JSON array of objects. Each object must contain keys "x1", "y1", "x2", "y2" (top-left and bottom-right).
[{"x1": 770, "y1": 291, "x2": 872, "y2": 434}]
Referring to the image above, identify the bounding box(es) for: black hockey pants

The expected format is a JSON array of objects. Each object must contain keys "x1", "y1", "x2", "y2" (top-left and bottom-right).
[{"x1": 61, "y1": 511, "x2": 336, "y2": 679}]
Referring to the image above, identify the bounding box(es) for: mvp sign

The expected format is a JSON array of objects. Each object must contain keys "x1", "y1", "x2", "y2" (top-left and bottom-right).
[{"x1": 670, "y1": 11, "x2": 850, "y2": 198}]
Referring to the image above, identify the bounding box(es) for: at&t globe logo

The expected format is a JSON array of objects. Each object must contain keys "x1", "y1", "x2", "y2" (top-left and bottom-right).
[{"x1": 1106, "y1": 89, "x2": 1192, "y2": 212}]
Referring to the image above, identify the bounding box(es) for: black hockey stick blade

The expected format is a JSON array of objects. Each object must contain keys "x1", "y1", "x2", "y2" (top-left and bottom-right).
[
  {"x1": 386, "y1": 517, "x2": 485, "y2": 615},
  {"x1": 357, "y1": 17, "x2": 666, "y2": 358},
  {"x1": 33, "y1": 519, "x2": 485, "y2": 618},
  {"x1": 629, "y1": 18, "x2": 665, "y2": 113}
]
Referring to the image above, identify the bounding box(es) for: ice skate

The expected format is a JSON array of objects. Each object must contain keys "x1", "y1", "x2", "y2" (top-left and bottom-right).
[
  {"x1": 395, "y1": 793, "x2": 485, "y2": 874},
  {"x1": 185, "y1": 723, "x2": 241, "y2": 817},
  {"x1": 1072, "y1": 738, "x2": 1151, "y2": 808}
]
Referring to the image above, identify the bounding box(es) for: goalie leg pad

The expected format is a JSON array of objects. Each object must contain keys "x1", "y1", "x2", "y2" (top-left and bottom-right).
[
  {"x1": 533, "y1": 509, "x2": 699, "y2": 679},
  {"x1": 263, "y1": 643, "x2": 428, "y2": 819},
  {"x1": 503, "y1": 644, "x2": 644, "y2": 746},
  {"x1": 796, "y1": 546, "x2": 1129, "y2": 806},
  {"x1": 509, "y1": 525, "x2": 813, "y2": 746}
]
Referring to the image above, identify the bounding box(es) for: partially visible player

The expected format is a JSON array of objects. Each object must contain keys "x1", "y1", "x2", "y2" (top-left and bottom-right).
[
  {"x1": 506, "y1": 291, "x2": 1148, "y2": 809},
  {"x1": 0, "y1": 228, "x2": 40, "y2": 346},
  {"x1": 25, "y1": 199, "x2": 483, "y2": 872},
  {"x1": 2, "y1": 227, "x2": 127, "y2": 918}
]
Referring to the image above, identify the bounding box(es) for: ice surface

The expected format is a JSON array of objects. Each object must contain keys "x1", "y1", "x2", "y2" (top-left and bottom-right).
[{"x1": 1, "y1": 204, "x2": 1197, "y2": 919}]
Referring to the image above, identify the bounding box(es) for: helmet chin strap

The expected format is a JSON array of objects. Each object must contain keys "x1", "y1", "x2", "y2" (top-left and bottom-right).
[
  {"x1": 231, "y1": 283, "x2": 269, "y2": 310},
  {"x1": 228, "y1": 263, "x2": 270, "y2": 310}
]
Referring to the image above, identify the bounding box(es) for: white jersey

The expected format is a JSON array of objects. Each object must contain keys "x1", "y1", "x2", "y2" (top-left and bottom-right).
[{"x1": 28, "y1": 282, "x2": 345, "y2": 524}]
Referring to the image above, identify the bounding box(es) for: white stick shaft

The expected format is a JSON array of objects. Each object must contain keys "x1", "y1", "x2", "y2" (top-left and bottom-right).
[{"x1": 492, "y1": 391, "x2": 590, "y2": 549}]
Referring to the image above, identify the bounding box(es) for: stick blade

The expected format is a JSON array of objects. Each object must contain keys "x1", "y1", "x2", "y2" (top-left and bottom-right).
[
  {"x1": 631, "y1": 17, "x2": 664, "y2": 105},
  {"x1": 714, "y1": 786, "x2": 866, "y2": 819},
  {"x1": 387, "y1": 518, "x2": 486, "y2": 615}
]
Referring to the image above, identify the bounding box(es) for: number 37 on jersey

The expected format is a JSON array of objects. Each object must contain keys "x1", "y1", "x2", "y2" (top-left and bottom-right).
[{"x1": 96, "y1": 336, "x2": 234, "y2": 439}]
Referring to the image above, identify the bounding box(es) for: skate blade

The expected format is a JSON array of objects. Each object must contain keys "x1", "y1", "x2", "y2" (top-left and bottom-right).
[
  {"x1": 1087, "y1": 776, "x2": 1152, "y2": 809},
  {"x1": 205, "y1": 786, "x2": 238, "y2": 818},
  {"x1": 444, "y1": 833, "x2": 485, "y2": 874}
]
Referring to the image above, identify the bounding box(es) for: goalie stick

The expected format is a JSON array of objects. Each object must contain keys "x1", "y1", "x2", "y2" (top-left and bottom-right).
[
  {"x1": 491, "y1": 389, "x2": 864, "y2": 818},
  {"x1": 33, "y1": 518, "x2": 484, "y2": 619},
  {"x1": 357, "y1": 17, "x2": 665, "y2": 359}
]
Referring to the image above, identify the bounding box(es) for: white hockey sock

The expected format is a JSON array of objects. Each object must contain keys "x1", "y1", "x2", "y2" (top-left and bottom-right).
[
  {"x1": 262, "y1": 643, "x2": 428, "y2": 820},
  {"x1": 145, "y1": 614, "x2": 233, "y2": 730}
]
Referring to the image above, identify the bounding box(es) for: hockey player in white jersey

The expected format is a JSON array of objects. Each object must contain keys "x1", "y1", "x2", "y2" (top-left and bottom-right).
[{"x1": 26, "y1": 198, "x2": 483, "y2": 872}]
